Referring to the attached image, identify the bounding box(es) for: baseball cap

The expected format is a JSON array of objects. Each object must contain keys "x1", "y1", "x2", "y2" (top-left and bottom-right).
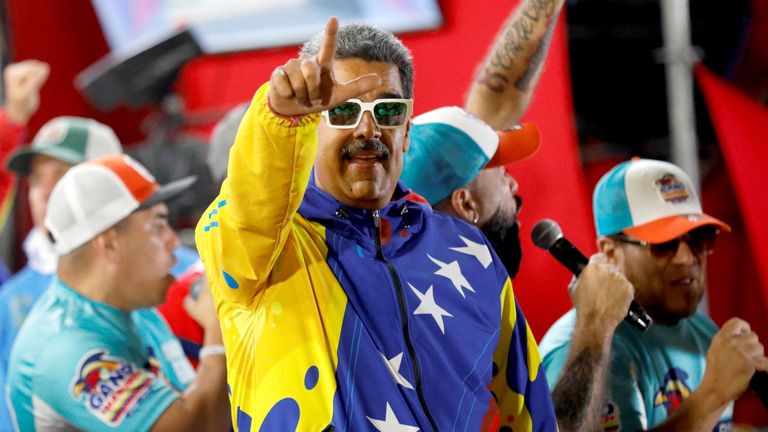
[
  {"x1": 6, "y1": 116, "x2": 123, "y2": 174},
  {"x1": 208, "y1": 103, "x2": 248, "y2": 183},
  {"x1": 45, "y1": 154, "x2": 196, "y2": 255},
  {"x1": 593, "y1": 158, "x2": 730, "y2": 243},
  {"x1": 401, "y1": 106, "x2": 540, "y2": 204}
]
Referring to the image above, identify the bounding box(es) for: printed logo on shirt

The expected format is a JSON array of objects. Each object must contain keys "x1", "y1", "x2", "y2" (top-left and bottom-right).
[
  {"x1": 70, "y1": 349, "x2": 154, "y2": 426},
  {"x1": 653, "y1": 367, "x2": 692, "y2": 414},
  {"x1": 656, "y1": 174, "x2": 690, "y2": 204},
  {"x1": 600, "y1": 401, "x2": 620, "y2": 432},
  {"x1": 145, "y1": 346, "x2": 162, "y2": 377}
]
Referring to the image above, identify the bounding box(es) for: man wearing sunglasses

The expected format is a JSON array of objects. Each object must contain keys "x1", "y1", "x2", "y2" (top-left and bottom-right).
[
  {"x1": 196, "y1": 17, "x2": 558, "y2": 431},
  {"x1": 539, "y1": 158, "x2": 768, "y2": 431}
]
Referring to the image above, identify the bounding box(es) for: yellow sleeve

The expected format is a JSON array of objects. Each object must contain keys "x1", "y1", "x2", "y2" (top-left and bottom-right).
[
  {"x1": 490, "y1": 279, "x2": 558, "y2": 431},
  {"x1": 195, "y1": 83, "x2": 321, "y2": 307}
]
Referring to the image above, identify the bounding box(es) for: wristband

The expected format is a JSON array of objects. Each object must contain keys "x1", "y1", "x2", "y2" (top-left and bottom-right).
[{"x1": 199, "y1": 344, "x2": 226, "y2": 359}]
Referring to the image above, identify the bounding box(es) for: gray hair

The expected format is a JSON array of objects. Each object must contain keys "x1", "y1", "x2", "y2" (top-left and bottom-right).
[{"x1": 300, "y1": 23, "x2": 414, "y2": 98}]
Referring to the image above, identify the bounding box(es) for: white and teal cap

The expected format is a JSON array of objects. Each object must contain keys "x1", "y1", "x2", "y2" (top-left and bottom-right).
[
  {"x1": 401, "y1": 106, "x2": 539, "y2": 204},
  {"x1": 594, "y1": 158, "x2": 730, "y2": 243}
]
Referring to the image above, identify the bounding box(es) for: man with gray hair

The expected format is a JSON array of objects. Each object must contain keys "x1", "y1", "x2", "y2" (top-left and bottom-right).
[{"x1": 196, "y1": 17, "x2": 557, "y2": 431}]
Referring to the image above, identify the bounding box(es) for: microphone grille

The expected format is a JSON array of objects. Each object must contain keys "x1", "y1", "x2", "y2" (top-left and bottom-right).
[{"x1": 531, "y1": 219, "x2": 563, "y2": 250}]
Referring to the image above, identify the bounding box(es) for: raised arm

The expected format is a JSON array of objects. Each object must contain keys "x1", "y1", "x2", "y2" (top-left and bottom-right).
[
  {"x1": 550, "y1": 255, "x2": 634, "y2": 432},
  {"x1": 3, "y1": 59, "x2": 49, "y2": 125},
  {"x1": 195, "y1": 18, "x2": 381, "y2": 306},
  {"x1": 465, "y1": 0, "x2": 565, "y2": 130}
]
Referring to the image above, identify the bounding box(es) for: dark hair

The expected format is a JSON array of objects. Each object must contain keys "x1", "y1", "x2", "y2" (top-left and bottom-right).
[{"x1": 300, "y1": 23, "x2": 414, "y2": 98}]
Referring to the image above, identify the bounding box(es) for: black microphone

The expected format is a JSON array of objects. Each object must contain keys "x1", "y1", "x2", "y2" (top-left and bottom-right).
[
  {"x1": 750, "y1": 370, "x2": 768, "y2": 409},
  {"x1": 531, "y1": 218, "x2": 653, "y2": 332}
]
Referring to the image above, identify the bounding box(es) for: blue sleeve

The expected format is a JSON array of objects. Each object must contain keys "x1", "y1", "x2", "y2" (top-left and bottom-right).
[
  {"x1": 132, "y1": 308, "x2": 196, "y2": 391},
  {"x1": 32, "y1": 335, "x2": 179, "y2": 432},
  {"x1": 541, "y1": 342, "x2": 570, "y2": 391}
]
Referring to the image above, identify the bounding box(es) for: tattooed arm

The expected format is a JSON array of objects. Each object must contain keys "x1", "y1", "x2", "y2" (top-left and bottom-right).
[
  {"x1": 551, "y1": 256, "x2": 634, "y2": 432},
  {"x1": 465, "y1": 0, "x2": 565, "y2": 130}
]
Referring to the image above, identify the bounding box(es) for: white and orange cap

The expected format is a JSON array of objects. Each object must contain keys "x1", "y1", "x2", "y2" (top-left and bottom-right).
[
  {"x1": 45, "y1": 154, "x2": 196, "y2": 255},
  {"x1": 401, "y1": 106, "x2": 540, "y2": 204},
  {"x1": 593, "y1": 158, "x2": 730, "y2": 243}
]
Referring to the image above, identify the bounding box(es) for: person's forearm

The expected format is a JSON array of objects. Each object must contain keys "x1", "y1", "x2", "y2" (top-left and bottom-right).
[
  {"x1": 465, "y1": 0, "x2": 565, "y2": 129},
  {"x1": 190, "y1": 354, "x2": 230, "y2": 431},
  {"x1": 551, "y1": 323, "x2": 612, "y2": 432},
  {"x1": 179, "y1": 325, "x2": 229, "y2": 431},
  {"x1": 646, "y1": 387, "x2": 728, "y2": 432}
]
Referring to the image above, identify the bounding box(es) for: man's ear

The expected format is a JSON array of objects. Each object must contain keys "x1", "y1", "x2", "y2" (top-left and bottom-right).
[
  {"x1": 450, "y1": 187, "x2": 479, "y2": 224},
  {"x1": 92, "y1": 228, "x2": 122, "y2": 264},
  {"x1": 598, "y1": 236, "x2": 621, "y2": 265}
]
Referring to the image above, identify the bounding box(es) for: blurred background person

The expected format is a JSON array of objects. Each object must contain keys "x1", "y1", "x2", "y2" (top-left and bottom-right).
[
  {"x1": 7, "y1": 154, "x2": 229, "y2": 431},
  {"x1": 0, "y1": 59, "x2": 49, "y2": 282},
  {"x1": 0, "y1": 115, "x2": 122, "y2": 430}
]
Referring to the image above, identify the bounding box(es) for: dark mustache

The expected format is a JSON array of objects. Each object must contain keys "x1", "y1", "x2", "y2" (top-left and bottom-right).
[{"x1": 340, "y1": 139, "x2": 391, "y2": 160}]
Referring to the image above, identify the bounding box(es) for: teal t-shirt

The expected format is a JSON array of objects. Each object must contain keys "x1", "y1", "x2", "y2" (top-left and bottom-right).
[
  {"x1": 539, "y1": 309, "x2": 733, "y2": 431},
  {"x1": 7, "y1": 278, "x2": 195, "y2": 431}
]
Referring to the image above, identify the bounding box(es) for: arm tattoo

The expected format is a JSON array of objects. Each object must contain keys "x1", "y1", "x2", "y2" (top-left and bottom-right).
[
  {"x1": 552, "y1": 347, "x2": 605, "y2": 432},
  {"x1": 477, "y1": 0, "x2": 557, "y2": 94},
  {"x1": 515, "y1": 17, "x2": 556, "y2": 91}
]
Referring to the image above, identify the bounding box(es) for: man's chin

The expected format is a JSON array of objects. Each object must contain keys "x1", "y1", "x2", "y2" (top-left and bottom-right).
[{"x1": 342, "y1": 181, "x2": 395, "y2": 209}]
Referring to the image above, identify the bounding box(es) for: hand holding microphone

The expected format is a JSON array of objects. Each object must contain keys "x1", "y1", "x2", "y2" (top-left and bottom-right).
[{"x1": 531, "y1": 219, "x2": 653, "y2": 332}]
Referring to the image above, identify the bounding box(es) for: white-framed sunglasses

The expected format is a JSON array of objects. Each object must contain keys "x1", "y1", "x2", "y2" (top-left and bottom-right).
[{"x1": 322, "y1": 98, "x2": 413, "y2": 129}]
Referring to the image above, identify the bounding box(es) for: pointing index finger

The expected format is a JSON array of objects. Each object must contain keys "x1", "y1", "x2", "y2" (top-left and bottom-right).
[{"x1": 317, "y1": 17, "x2": 339, "y2": 69}]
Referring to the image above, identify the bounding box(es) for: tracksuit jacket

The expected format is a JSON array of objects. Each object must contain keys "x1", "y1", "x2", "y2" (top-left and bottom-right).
[{"x1": 196, "y1": 83, "x2": 557, "y2": 431}]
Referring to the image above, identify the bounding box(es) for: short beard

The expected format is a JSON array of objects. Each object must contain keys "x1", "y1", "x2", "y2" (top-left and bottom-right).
[{"x1": 481, "y1": 207, "x2": 523, "y2": 279}]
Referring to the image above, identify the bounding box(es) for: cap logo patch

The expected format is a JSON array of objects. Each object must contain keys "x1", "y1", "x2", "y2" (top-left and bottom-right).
[
  {"x1": 685, "y1": 214, "x2": 703, "y2": 221},
  {"x1": 36, "y1": 123, "x2": 67, "y2": 148},
  {"x1": 656, "y1": 174, "x2": 689, "y2": 204}
]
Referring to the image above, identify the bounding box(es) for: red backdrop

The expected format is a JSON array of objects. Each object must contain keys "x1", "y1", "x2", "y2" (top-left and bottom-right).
[
  {"x1": 7, "y1": 0, "x2": 588, "y2": 339},
  {"x1": 7, "y1": 0, "x2": 767, "y2": 422}
]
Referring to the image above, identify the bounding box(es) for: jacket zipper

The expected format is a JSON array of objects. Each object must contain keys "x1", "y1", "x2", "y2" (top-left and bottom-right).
[{"x1": 372, "y1": 210, "x2": 439, "y2": 431}]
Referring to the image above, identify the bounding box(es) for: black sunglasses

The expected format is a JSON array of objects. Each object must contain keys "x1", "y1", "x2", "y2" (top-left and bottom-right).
[{"x1": 610, "y1": 225, "x2": 720, "y2": 258}]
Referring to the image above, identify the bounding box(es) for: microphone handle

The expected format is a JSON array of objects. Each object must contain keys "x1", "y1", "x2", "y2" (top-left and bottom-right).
[
  {"x1": 549, "y1": 238, "x2": 653, "y2": 332},
  {"x1": 750, "y1": 370, "x2": 768, "y2": 409},
  {"x1": 550, "y1": 237, "x2": 589, "y2": 276}
]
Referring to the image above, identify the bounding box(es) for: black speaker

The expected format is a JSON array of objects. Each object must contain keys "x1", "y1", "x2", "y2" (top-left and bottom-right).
[{"x1": 76, "y1": 29, "x2": 202, "y2": 111}]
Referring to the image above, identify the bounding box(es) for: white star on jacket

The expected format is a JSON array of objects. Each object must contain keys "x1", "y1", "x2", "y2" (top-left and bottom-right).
[
  {"x1": 367, "y1": 402, "x2": 420, "y2": 432},
  {"x1": 379, "y1": 352, "x2": 414, "y2": 389},
  {"x1": 450, "y1": 235, "x2": 492, "y2": 269},
  {"x1": 409, "y1": 283, "x2": 453, "y2": 334},
  {"x1": 428, "y1": 254, "x2": 475, "y2": 297}
]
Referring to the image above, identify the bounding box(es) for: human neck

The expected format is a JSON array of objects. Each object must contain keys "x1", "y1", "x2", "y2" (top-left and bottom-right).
[{"x1": 58, "y1": 262, "x2": 129, "y2": 311}]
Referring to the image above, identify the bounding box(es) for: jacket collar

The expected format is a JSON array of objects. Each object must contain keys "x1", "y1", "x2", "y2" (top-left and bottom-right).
[{"x1": 299, "y1": 170, "x2": 431, "y2": 246}]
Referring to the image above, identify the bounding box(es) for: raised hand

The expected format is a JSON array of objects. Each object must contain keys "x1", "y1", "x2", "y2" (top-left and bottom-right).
[
  {"x1": 184, "y1": 276, "x2": 219, "y2": 333},
  {"x1": 3, "y1": 60, "x2": 50, "y2": 125},
  {"x1": 699, "y1": 317, "x2": 768, "y2": 404},
  {"x1": 267, "y1": 17, "x2": 382, "y2": 117},
  {"x1": 571, "y1": 253, "x2": 635, "y2": 344}
]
